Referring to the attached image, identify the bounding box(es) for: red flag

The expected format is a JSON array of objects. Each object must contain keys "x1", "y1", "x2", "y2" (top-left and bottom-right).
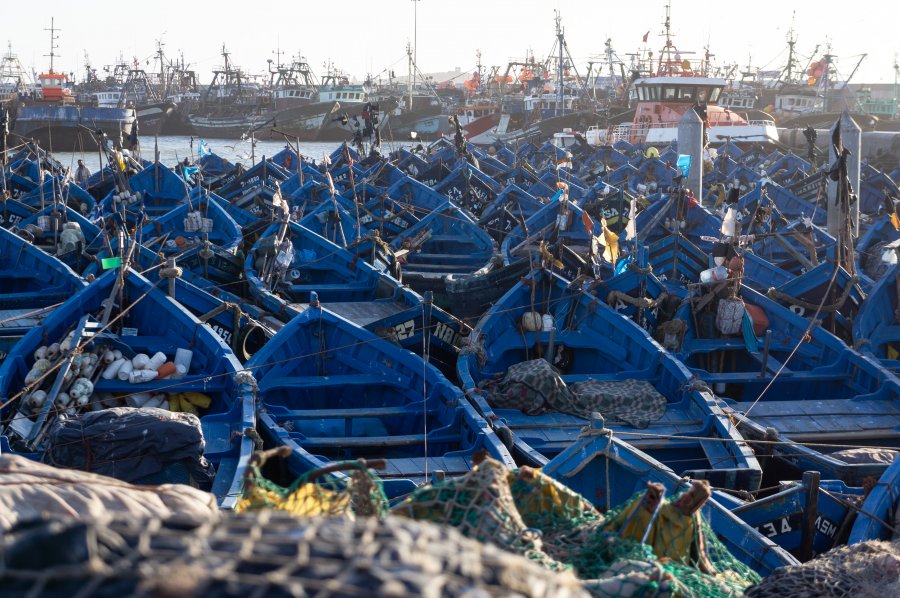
[
  {"x1": 582, "y1": 210, "x2": 593, "y2": 235},
  {"x1": 642, "y1": 30, "x2": 650, "y2": 43}
]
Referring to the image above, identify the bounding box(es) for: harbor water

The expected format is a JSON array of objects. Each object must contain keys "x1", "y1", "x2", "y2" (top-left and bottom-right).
[{"x1": 51, "y1": 136, "x2": 415, "y2": 174}]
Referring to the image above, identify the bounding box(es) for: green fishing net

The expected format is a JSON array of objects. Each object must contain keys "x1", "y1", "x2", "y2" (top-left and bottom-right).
[
  {"x1": 236, "y1": 447, "x2": 389, "y2": 519},
  {"x1": 392, "y1": 457, "x2": 761, "y2": 597}
]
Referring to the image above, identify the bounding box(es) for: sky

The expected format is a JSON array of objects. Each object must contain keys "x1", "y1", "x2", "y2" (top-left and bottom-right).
[{"x1": 3, "y1": 0, "x2": 897, "y2": 87}]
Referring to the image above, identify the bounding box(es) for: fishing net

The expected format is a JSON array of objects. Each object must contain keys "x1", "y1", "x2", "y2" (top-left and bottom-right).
[
  {"x1": 0, "y1": 511, "x2": 588, "y2": 598},
  {"x1": 481, "y1": 359, "x2": 667, "y2": 427},
  {"x1": 235, "y1": 447, "x2": 390, "y2": 519},
  {"x1": 392, "y1": 457, "x2": 761, "y2": 597},
  {"x1": 745, "y1": 539, "x2": 900, "y2": 598}
]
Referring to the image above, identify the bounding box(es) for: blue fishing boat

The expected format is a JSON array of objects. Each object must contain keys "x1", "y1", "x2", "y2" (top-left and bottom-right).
[
  {"x1": 444, "y1": 260, "x2": 531, "y2": 322},
  {"x1": 853, "y1": 264, "x2": 900, "y2": 372},
  {"x1": 476, "y1": 184, "x2": 543, "y2": 244},
  {"x1": 715, "y1": 472, "x2": 865, "y2": 560},
  {"x1": 246, "y1": 220, "x2": 468, "y2": 379},
  {"x1": 198, "y1": 151, "x2": 241, "y2": 191},
  {"x1": 16, "y1": 176, "x2": 96, "y2": 215},
  {"x1": 135, "y1": 199, "x2": 243, "y2": 284},
  {"x1": 501, "y1": 190, "x2": 597, "y2": 278},
  {"x1": 84, "y1": 197, "x2": 244, "y2": 289},
  {"x1": 848, "y1": 455, "x2": 900, "y2": 543},
  {"x1": 0, "y1": 196, "x2": 36, "y2": 229},
  {"x1": 98, "y1": 162, "x2": 189, "y2": 224},
  {"x1": 12, "y1": 204, "x2": 105, "y2": 272},
  {"x1": 246, "y1": 304, "x2": 515, "y2": 498},
  {"x1": 670, "y1": 280, "x2": 900, "y2": 482},
  {"x1": 217, "y1": 158, "x2": 291, "y2": 211},
  {"x1": 542, "y1": 415, "x2": 798, "y2": 576},
  {"x1": 457, "y1": 269, "x2": 762, "y2": 490},
  {"x1": 627, "y1": 157, "x2": 675, "y2": 196},
  {"x1": 390, "y1": 202, "x2": 497, "y2": 302},
  {"x1": 0, "y1": 268, "x2": 255, "y2": 507},
  {"x1": 737, "y1": 181, "x2": 823, "y2": 228},
  {"x1": 202, "y1": 187, "x2": 271, "y2": 245},
  {"x1": 83, "y1": 233, "x2": 269, "y2": 363},
  {"x1": 431, "y1": 161, "x2": 502, "y2": 218},
  {"x1": 856, "y1": 217, "x2": 899, "y2": 286},
  {"x1": 767, "y1": 261, "x2": 865, "y2": 343},
  {"x1": 161, "y1": 274, "x2": 274, "y2": 363},
  {"x1": 0, "y1": 226, "x2": 86, "y2": 365},
  {"x1": 859, "y1": 164, "x2": 900, "y2": 215},
  {"x1": 3, "y1": 155, "x2": 47, "y2": 199}
]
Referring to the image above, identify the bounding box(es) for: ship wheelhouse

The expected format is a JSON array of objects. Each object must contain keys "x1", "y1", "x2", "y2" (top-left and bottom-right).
[{"x1": 631, "y1": 76, "x2": 724, "y2": 106}]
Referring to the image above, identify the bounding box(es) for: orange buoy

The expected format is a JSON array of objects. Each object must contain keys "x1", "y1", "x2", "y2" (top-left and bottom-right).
[{"x1": 744, "y1": 304, "x2": 769, "y2": 336}]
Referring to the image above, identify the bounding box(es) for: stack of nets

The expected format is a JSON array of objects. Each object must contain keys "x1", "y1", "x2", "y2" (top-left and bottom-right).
[
  {"x1": 0, "y1": 511, "x2": 588, "y2": 597},
  {"x1": 392, "y1": 457, "x2": 761, "y2": 597},
  {"x1": 235, "y1": 447, "x2": 390, "y2": 519},
  {"x1": 746, "y1": 539, "x2": 900, "y2": 597},
  {"x1": 481, "y1": 359, "x2": 668, "y2": 427}
]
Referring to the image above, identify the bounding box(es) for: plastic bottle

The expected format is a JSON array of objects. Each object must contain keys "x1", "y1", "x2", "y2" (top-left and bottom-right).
[
  {"x1": 174, "y1": 349, "x2": 193, "y2": 375},
  {"x1": 542, "y1": 314, "x2": 554, "y2": 331},
  {"x1": 699, "y1": 265, "x2": 729, "y2": 284}
]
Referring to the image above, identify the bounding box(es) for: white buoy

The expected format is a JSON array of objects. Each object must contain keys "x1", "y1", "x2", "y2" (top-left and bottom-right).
[
  {"x1": 102, "y1": 358, "x2": 126, "y2": 379},
  {"x1": 174, "y1": 348, "x2": 193, "y2": 374},
  {"x1": 146, "y1": 352, "x2": 167, "y2": 371},
  {"x1": 118, "y1": 360, "x2": 134, "y2": 381},
  {"x1": 129, "y1": 369, "x2": 158, "y2": 384},
  {"x1": 132, "y1": 353, "x2": 150, "y2": 370}
]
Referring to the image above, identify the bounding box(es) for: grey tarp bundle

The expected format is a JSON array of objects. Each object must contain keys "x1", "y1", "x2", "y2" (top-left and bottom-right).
[
  {"x1": 0, "y1": 512, "x2": 589, "y2": 598},
  {"x1": 568, "y1": 379, "x2": 668, "y2": 429},
  {"x1": 482, "y1": 359, "x2": 668, "y2": 428},
  {"x1": 0, "y1": 455, "x2": 217, "y2": 532},
  {"x1": 44, "y1": 406, "x2": 215, "y2": 488}
]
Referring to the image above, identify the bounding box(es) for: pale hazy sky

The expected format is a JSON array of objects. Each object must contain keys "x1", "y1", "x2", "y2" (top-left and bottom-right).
[{"x1": 4, "y1": 0, "x2": 897, "y2": 86}]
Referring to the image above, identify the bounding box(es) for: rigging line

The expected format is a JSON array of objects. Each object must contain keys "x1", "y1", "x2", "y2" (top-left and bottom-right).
[
  {"x1": 732, "y1": 260, "x2": 841, "y2": 425},
  {"x1": 0, "y1": 269, "x2": 775, "y2": 433},
  {"x1": 0, "y1": 279, "x2": 156, "y2": 412},
  {"x1": 612, "y1": 429, "x2": 899, "y2": 452},
  {"x1": 818, "y1": 485, "x2": 895, "y2": 534},
  {"x1": 0, "y1": 302, "x2": 65, "y2": 326},
  {"x1": 8, "y1": 321, "x2": 451, "y2": 451}
]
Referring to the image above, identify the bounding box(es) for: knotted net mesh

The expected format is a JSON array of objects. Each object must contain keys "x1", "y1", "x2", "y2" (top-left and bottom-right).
[{"x1": 392, "y1": 457, "x2": 760, "y2": 597}]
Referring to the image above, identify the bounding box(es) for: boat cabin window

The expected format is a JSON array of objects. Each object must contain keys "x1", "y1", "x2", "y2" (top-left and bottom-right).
[
  {"x1": 709, "y1": 87, "x2": 721, "y2": 102},
  {"x1": 663, "y1": 86, "x2": 677, "y2": 100},
  {"x1": 677, "y1": 87, "x2": 694, "y2": 100}
]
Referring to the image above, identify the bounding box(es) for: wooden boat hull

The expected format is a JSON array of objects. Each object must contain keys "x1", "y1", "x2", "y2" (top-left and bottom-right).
[
  {"x1": 0, "y1": 268, "x2": 255, "y2": 508},
  {"x1": 246, "y1": 305, "x2": 514, "y2": 498},
  {"x1": 543, "y1": 417, "x2": 798, "y2": 576}
]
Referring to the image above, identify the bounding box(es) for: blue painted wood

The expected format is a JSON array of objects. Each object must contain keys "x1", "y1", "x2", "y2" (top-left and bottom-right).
[
  {"x1": 457, "y1": 268, "x2": 761, "y2": 489},
  {"x1": 542, "y1": 418, "x2": 798, "y2": 576},
  {"x1": 0, "y1": 226, "x2": 86, "y2": 366},
  {"x1": 246, "y1": 220, "x2": 467, "y2": 379},
  {"x1": 246, "y1": 304, "x2": 514, "y2": 498},
  {"x1": 722, "y1": 477, "x2": 863, "y2": 558},
  {"x1": 0, "y1": 268, "x2": 255, "y2": 508},
  {"x1": 848, "y1": 455, "x2": 900, "y2": 543}
]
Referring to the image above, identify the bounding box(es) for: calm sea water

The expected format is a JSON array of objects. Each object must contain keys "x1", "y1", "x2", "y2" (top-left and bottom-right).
[{"x1": 51, "y1": 136, "x2": 414, "y2": 174}]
